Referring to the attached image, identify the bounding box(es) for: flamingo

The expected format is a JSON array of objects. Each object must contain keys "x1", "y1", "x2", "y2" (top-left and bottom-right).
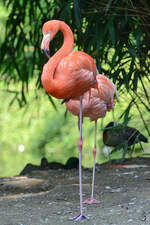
[
  {"x1": 41, "y1": 20, "x2": 98, "y2": 221},
  {"x1": 66, "y1": 74, "x2": 118, "y2": 204}
]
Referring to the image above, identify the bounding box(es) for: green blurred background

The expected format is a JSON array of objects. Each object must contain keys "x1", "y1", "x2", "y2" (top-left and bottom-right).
[{"x1": 0, "y1": 80, "x2": 149, "y2": 177}]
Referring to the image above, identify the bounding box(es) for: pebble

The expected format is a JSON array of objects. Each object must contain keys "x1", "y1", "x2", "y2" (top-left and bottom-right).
[{"x1": 128, "y1": 218, "x2": 133, "y2": 222}]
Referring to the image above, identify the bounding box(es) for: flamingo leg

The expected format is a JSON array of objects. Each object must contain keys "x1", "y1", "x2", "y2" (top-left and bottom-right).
[
  {"x1": 83, "y1": 120, "x2": 100, "y2": 204},
  {"x1": 73, "y1": 96, "x2": 87, "y2": 221}
]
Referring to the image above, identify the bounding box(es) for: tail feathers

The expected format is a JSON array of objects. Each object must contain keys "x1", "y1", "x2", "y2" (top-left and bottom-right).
[
  {"x1": 61, "y1": 98, "x2": 70, "y2": 104},
  {"x1": 139, "y1": 134, "x2": 148, "y2": 143}
]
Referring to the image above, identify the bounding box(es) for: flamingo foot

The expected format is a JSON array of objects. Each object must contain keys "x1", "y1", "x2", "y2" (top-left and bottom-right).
[
  {"x1": 72, "y1": 214, "x2": 88, "y2": 221},
  {"x1": 83, "y1": 198, "x2": 100, "y2": 204}
]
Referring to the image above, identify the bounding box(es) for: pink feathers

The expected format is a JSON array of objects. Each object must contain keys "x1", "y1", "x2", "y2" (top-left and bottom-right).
[{"x1": 66, "y1": 74, "x2": 117, "y2": 121}]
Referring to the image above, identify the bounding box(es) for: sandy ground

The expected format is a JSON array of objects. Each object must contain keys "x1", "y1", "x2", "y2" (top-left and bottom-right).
[{"x1": 0, "y1": 157, "x2": 150, "y2": 225}]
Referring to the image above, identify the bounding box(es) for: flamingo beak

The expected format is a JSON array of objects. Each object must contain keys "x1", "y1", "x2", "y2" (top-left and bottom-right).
[
  {"x1": 42, "y1": 49, "x2": 50, "y2": 59},
  {"x1": 41, "y1": 33, "x2": 50, "y2": 59}
]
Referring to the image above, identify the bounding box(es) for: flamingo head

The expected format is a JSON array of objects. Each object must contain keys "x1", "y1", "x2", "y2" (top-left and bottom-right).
[{"x1": 41, "y1": 20, "x2": 59, "y2": 59}]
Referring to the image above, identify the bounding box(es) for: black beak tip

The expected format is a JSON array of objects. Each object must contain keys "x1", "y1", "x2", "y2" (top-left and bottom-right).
[{"x1": 42, "y1": 49, "x2": 50, "y2": 59}]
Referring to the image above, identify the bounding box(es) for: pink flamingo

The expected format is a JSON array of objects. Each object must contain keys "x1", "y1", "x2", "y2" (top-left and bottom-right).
[
  {"x1": 66, "y1": 74, "x2": 118, "y2": 204},
  {"x1": 41, "y1": 20, "x2": 98, "y2": 221}
]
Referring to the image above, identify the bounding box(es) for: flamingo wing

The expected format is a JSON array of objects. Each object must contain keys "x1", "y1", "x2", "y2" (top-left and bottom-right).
[{"x1": 53, "y1": 51, "x2": 97, "y2": 99}]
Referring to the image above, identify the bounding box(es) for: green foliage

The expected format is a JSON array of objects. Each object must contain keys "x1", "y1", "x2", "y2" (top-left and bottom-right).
[
  {"x1": 0, "y1": 0, "x2": 149, "y2": 133},
  {"x1": 0, "y1": 1, "x2": 149, "y2": 90}
]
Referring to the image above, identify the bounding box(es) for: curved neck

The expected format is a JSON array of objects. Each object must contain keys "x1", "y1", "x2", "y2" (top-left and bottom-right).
[
  {"x1": 41, "y1": 21, "x2": 74, "y2": 93},
  {"x1": 55, "y1": 21, "x2": 74, "y2": 59}
]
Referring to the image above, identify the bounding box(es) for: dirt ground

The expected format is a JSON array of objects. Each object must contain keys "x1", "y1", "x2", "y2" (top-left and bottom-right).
[{"x1": 1, "y1": 157, "x2": 150, "y2": 225}]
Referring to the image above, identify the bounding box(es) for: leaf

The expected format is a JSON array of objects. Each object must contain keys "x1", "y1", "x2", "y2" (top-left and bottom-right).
[
  {"x1": 136, "y1": 27, "x2": 142, "y2": 49},
  {"x1": 64, "y1": 108, "x2": 68, "y2": 119},
  {"x1": 8, "y1": 94, "x2": 18, "y2": 109},
  {"x1": 127, "y1": 45, "x2": 140, "y2": 59},
  {"x1": 47, "y1": 95, "x2": 57, "y2": 111},
  {"x1": 73, "y1": 0, "x2": 82, "y2": 31},
  {"x1": 108, "y1": 17, "x2": 115, "y2": 45},
  {"x1": 123, "y1": 104, "x2": 132, "y2": 127},
  {"x1": 105, "y1": 0, "x2": 113, "y2": 13},
  {"x1": 111, "y1": 44, "x2": 123, "y2": 68},
  {"x1": 128, "y1": 60, "x2": 134, "y2": 81},
  {"x1": 132, "y1": 71, "x2": 138, "y2": 91},
  {"x1": 119, "y1": 99, "x2": 133, "y2": 123},
  {"x1": 122, "y1": 69, "x2": 129, "y2": 91}
]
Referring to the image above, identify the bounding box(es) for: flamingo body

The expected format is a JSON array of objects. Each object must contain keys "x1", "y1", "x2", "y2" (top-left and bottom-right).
[
  {"x1": 66, "y1": 74, "x2": 117, "y2": 120},
  {"x1": 66, "y1": 88, "x2": 107, "y2": 120},
  {"x1": 96, "y1": 75, "x2": 116, "y2": 110},
  {"x1": 41, "y1": 20, "x2": 97, "y2": 99}
]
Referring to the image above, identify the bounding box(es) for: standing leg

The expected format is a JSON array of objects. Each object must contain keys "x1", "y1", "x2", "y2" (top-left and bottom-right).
[
  {"x1": 73, "y1": 97, "x2": 87, "y2": 221},
  {"x1": 83, "y1": 120, "x2": 100, "y2": 204}
]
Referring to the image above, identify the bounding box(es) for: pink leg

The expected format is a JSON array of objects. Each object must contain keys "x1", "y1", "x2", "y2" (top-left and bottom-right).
[
  {"x1": 72, "y1": 97, "x2": 87, "y2": 221},
  {"x1": 83, "y1": 120, "x2": 100, "y2": 204}
]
